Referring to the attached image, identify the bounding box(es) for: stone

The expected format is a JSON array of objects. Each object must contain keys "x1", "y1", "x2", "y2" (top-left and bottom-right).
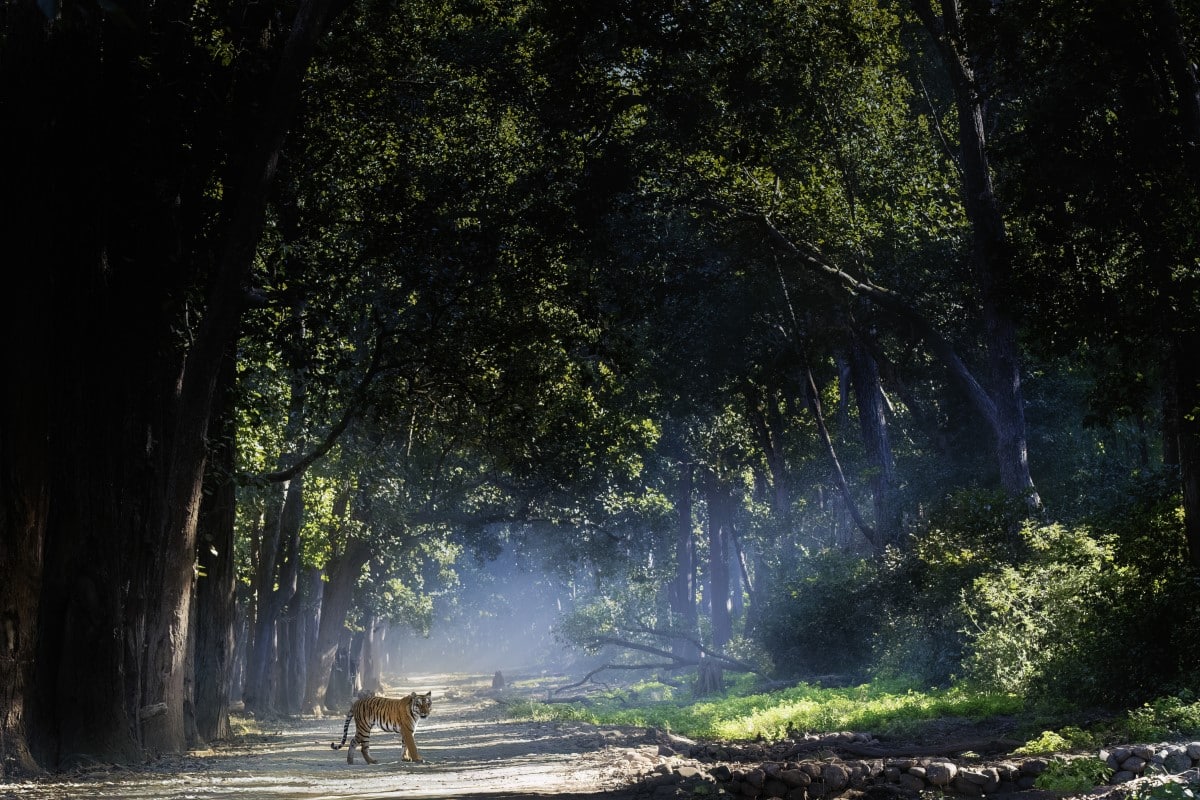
[
  {"x1": 1131, "y1": 746, "x2": 1155, "y2": 761},
  {"x1": 822, "y1": 764, "x2": 850, "y2": 791},
  {"x1": 907, "y1": 767, "x2": 926, "y2": 779},
  {"x1": 1112, "y1": 771, "x2": 1137, "y2": 783},
  {"x1": 786, "y1": 790, "x2": 808, "y2": 800},
  {"x1": 882, "y1": 767, "x2": 900, "y2": 782},
  {"x1": 677, "y1": 766, "x2": 705, "y2": 779},
  {"x1": 1187, "y1": 743, "x2": 1200, "y2": 760},
  {"x1": 764, "y1": 780, "x2": 790, "y2": 798},
  {"x1": 781, "y1": 769, "x2": 811, "y2": 788},
  {"x1": 1120, "y1": 756, "x2": 1147, "y2": 773},
  {"x1": 951, "y1": 777, "x2": 984, "y2": 796},
  {"x1": 897, "y1": 773, "x2": 926, "y2": 792},
  {"x1": 1020, "y1": 759, "x2": 1049, "y2": 776},
  {"x1": 712, "y1": 765, "x2": 733, "y2": 782},
  {"x1": 1165, "y1": 751, "x2": 1193, "y2": 773},
  {"x1": 924, "y1": 762, "x2": 957, "y2": 787},
  {"x1": 746, "y1": 769, "x2": 767, "y2": 788}
]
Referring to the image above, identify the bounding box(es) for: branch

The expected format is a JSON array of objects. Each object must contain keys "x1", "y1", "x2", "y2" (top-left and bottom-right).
[
  {"x1": 750, "y1": 211, "x2": 1002, "y2": 436},
  {"x1": 255, "y1": 326, "x2": 388, "y2": 484},
  {"x1": 551, "y1": 662, "x2": 679, "y2": 696}
]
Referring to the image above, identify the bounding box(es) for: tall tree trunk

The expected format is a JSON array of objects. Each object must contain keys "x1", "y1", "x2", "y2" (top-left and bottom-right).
[
  {"x1": 705, "y1": 480, "x2": 733, "y2": 651},
  {"x1": 847, "y1": 333, "x2": 901, "y2": 547},
  {"x1": 193, "y1": 352, "x2": 239, "y2": 743},
  {"x1": 302, "y1": 538, "x2": 371, "y2": 714},
  {"x1": 243, "y1": 476, "x2": 304, "y2": 714},
  {"x1": 911, "y1": 0, "x2": 1040, "y2": 510},
  {"x1": 1149, "y1": 0, "x2": 1200, "y2": 571},
  {"x1": 669, "y1": 463, "x2": 699, "y2": 661}
]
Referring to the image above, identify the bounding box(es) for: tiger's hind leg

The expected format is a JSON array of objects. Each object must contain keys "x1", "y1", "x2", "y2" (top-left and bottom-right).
[{"x1": 359, "y1": 730, "x2": 378, "y2": 764}]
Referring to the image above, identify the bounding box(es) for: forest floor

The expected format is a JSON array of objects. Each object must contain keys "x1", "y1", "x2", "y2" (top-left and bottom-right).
[
  {"x1": 1, "y1": 673, "x2": 645, "y2": 800},
  {"x1": 3, "y1": 673, "x2": 1193, "y2": 800}
]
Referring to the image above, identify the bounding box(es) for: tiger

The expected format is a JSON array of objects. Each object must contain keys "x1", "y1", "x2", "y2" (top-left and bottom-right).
[{"x1": 330, "y1": 689, "x2": 433, "y2": 764}]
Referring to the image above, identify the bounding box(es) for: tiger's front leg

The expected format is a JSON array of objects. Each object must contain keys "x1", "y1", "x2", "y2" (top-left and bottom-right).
[{"x1": 401, "y1": 727, "x2": 422, "y2": 763}]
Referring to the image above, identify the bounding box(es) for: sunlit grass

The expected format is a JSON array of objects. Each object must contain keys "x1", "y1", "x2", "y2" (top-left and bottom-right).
[{"x1": 509, "y1": 678, "x2": 1024, "y2": 741}]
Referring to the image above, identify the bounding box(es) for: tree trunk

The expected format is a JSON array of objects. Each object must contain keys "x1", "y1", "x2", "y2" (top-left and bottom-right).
[
  {"x1": 670, "y1": 463, "x2": 699, "y2": 661},
  {"x1": 705, "y1": 480, "x2": 733, "y2": 651},
  {"x1": 243, "y1": 476, "x2": 304, "y2": 715},
  {"x1": 911, "y1": 0, "x2": 1040, "y2": 510},
  {"x1": 193, "y1": 352, "x2": 239, "y2": 743},
  {"x1": 302, "y1": 538, "x2": 371, "y2": 714},
  {"x1": 847, "y1": 334, "x2": 901, "y2": 547}
]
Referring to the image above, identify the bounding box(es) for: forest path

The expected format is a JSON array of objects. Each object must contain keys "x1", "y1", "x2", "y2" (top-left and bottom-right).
[{"x1": 2, "y1": 674, "x2": 641, "y2": 800}]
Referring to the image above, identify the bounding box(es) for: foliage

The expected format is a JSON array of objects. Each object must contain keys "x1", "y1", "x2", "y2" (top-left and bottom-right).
[
  {"x1": 960, "y1": 486, "x2": 1200, "y2": 705},
  {"x1": 1126, "y1": 781, "x2": 1199, "y2": 800},
  {"x1": 1124, "y1": 695, "x2": 1200, "y2": 742},
  {"x1": 1015, "y1": 727, "x2": 1100, "y2": 755},
  {"x1": 517, "y1": 679, "x2": 1021, "y2": 742},
  {"x1": 755, "y1": 548, "x2": 884, "y2": 678},
  {"x1": 871, "y1": 488, "x2": 1030, "y2": 684},
  {"x1": 1034, "y1": 757, "x2": 1113, "y2": 792}
]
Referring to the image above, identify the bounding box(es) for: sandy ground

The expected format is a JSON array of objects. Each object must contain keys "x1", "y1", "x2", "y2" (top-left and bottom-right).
[{"x1": 1, "y1": 674, "x2": 640, "y2": 800}]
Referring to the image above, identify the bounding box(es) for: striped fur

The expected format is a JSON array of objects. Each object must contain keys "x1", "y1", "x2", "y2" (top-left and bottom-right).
[{"x1": 330, "y1": 690, "x2": 433, "y2": 764}]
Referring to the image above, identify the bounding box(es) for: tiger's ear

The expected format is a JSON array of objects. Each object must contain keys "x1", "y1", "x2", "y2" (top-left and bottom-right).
[{"x1": 423, "y1": 691, "x2": 431, "y2": 698}]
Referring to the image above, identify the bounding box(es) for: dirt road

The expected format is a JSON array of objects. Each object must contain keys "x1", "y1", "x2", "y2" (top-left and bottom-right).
[{"x1": 2, "y1": 675, "x2": 644, "y2": 800}]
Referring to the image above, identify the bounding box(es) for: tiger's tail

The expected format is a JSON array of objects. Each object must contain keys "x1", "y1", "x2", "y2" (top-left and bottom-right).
[{"x1": 330, "y1": 711, "x2": 353, "y2": 750}]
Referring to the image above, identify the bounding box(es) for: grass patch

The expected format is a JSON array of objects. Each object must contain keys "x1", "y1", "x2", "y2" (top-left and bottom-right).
[{"x1": 509, "y1": 678, "x2": 1023, "y2": 741}]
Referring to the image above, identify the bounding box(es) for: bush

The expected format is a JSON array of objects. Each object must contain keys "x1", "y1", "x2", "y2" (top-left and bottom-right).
[
  {"x1": 1035, "y1": 757, "x2": 1113, "y2": 792},
  {"x1": 872, "y1": 488, "x2": 1028, "y2": 684},
  {"x1": 755, "y1": 548, "x2": 883, "y2": 678}
]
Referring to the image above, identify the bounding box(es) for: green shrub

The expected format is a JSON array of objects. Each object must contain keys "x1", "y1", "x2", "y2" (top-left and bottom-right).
[
  {"x1": 1125, "y1": 695, "x2": 1200, "y2": 741},
  {"x1": 755, "y1": 548, "x2": 883, "y2": 678},
  {"x1": 872, "y1": 488, "x2": 1028, "y2": 684},
  {"x1": 1034, "y1": 757, "x2": 1113, "y2": 792}
]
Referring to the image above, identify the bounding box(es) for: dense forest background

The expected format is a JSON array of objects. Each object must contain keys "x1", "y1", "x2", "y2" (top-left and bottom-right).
[{"x1": 3, "y1": 0, "x2": 1200, "y2": 778}]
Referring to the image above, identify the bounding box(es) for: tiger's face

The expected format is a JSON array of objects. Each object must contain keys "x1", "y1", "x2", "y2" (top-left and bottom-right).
[{"x1": 411, "y1": 691, "x2": 432, "y2": 720}]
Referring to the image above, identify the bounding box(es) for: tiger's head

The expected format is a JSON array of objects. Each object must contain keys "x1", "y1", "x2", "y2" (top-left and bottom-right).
[{"x1": 410, "y1": 691, "x2": 433, "y2": 720}]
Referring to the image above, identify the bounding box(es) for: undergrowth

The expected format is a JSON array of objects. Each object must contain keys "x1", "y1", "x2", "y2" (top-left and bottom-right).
[
  {"x1": 512, "y1": 678, "x2": 1022, "y2": 741},
  {"x1": 505, "y1": 678, "x2": 1200, "y2": 747}
]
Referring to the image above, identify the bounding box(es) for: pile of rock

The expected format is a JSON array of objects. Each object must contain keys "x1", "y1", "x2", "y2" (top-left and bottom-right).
[
  {"x1": 614, "y1": 733, "x2": 1200, "y2": 799},
  {"x1": 1102, "y1": 742, "x2": 1200, "y2": 782}
]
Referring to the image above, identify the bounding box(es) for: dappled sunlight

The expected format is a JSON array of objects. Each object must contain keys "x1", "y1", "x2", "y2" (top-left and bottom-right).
[{"x1": 3, "y1": 682, "x2": 628, "y2": 800}]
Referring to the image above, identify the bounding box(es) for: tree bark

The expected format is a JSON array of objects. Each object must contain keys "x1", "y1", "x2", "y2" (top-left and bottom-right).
[
  {"x1": 669, "y1": 463, "x2": 699, "y2": 661},
  {"x1": 302, "y1": 538, "x2": 371, "y2": 714},
  {"x1": 910, "y1": 0, "x2": 1040, "y2": 510},
  {"x1": 705, "y1": 480, "x2": 733, "y2": 651},
  {"x1": 847, "y1": 333, "x2": 901, "y2": 547}
]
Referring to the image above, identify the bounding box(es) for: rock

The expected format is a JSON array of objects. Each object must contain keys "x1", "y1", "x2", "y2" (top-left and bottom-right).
[
  {"x1": 764, "y1": 779, "x2": 790, "y2": 798},
  {"x1": 1016, "y1": 775, "x2": 1038, "y2": 790},
  {"x1": 1164, "y1": 748, "x2": 1192, "y2": 773},
  {"x1": 1131, "y1": 746, "x2": 1155, "y2": 761},
  {"x1": 712, "y1": 765, "x2": 733, "y2": 782},
  {"x1": 906, "y1": 766, "x2": 926, "y2": 780},
  {"x1": 746, "y1": 769, "x2": 767, "y2": 788},
  {"x1": 897, "y1": 773, "x2": 926, "y2": 792},
  {"x1": 1120, "y1": 756, "x2": 1148, "y2": 773},
  {"x1": 1020, "y1": 759, "x2": 1049, "y2": 776},
  {"x1": 822, "y1": 764, "x2": 850, "y2": 791},
  {"x1": 951, "y1": 776, "x2": 984, "y2": 796},
  {"x1": 1112, "y1": 770, "x2": 1137, "y2": 783},
  {"x1": 781, "y1": 769, "x2": 811, "y2": 788},
  {"x1": 925, "y1": 762, "x2": 957, "y2": 787},
  {"x1": 1187, "y1": 743, "x2": 1200, "y2": 760}
]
